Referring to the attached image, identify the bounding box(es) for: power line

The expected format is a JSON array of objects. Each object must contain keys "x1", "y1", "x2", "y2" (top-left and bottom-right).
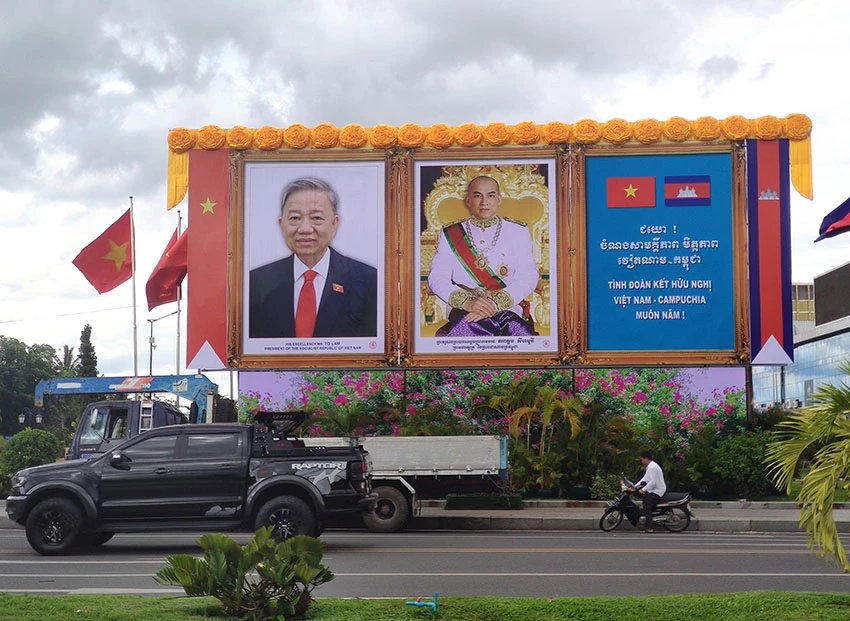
[{"x1": 0, "y1": 304, "x2": 145, "y2": 325}]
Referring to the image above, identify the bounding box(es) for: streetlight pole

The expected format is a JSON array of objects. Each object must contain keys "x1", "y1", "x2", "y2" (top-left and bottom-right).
[
  {"x1": 147, "y1": 310, "x2": 179, "y2": 375},
  {"x1": 18, "y1": 407, "x2": 43, "y2": 429}
]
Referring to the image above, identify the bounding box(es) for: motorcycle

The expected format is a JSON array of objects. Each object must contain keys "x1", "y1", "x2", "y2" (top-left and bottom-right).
[{"x1": 599, "y1": 478, "x2": 693, "y2": 532}]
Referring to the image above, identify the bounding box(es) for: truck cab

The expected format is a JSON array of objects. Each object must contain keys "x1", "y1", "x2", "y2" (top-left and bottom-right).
[{"x1": 68, "y1": 399, "x2": 188, "y2": 460}]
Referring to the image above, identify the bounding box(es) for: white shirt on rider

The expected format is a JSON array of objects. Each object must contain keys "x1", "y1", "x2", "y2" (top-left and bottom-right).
[{"x1": 637, "y1": 460, "x2": 666, "y2": 496}]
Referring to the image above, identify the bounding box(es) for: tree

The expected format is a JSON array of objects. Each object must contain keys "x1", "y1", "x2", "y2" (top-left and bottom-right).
[
  {"x1": 766, "y1": 360, "x2": 850, "y2": 572},
  {"x1": 57, "y1": 345, "x2": 79, "y2": 376},
  {"x1": 0, "y1": 337, "x2": 59, "y2": 436},
  {"x1": 77, "y1": 324, "x2": 98, "y2": 377}
]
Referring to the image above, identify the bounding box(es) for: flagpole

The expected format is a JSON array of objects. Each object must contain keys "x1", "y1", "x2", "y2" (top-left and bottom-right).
[
  {"x1": 130, "y1": 196, "x2": 138, "y2": 376},
  {"x1": 176, "y1": 209, "x2": 182, "y2": 375}
]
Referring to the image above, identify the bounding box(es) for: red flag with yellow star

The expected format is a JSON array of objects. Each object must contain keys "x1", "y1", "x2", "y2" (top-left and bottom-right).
[
  {"x1": 72, "y1": 209, "x2": 133, "y2": 293},
  {"x1": 606, "y1": 176, "x2": 656, "y2": 208},
  {"x1": 186, "y1": 150, "x2": 230, "y2": 369}
]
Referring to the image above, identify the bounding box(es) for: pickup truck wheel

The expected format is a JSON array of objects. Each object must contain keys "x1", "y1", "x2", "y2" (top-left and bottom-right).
[
  {"x1": 256, "y1": 496, "x2": 316, "y2": 541},
  {"x1": 25, "y1": 498, "x2": 84, "y2": 556},
  {"x1": 362, "y1": 486, "x2": 409, "y2": 533}
]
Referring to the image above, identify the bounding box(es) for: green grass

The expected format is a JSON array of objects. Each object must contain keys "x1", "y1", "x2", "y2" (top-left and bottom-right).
[{"x1": 2, "y1": 592, "x2": 850, "y2": 620}]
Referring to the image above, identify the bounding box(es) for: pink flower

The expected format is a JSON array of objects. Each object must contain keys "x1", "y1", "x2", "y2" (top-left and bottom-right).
[
  {"x1": 334, "y1": 394, "x2": 349, "y2": 407},
  {"x1": 633, "y1": 391, "x2": 648, "y2": 404}
]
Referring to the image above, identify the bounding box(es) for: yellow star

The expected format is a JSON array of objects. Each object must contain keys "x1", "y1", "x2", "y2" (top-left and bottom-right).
[
  {"x1": 201, "y1": 197, "x2": 216, "y2": 214},
  {"x1": 624, "y1": 184, "x2": 638, "y2": 198},
  {"x1": 102, "y1": 240, "x2": 129, "y2": 272}
]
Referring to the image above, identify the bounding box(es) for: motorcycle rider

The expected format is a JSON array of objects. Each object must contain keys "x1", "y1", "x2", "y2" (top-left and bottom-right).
[{"x1": 628, "y1": 450, "x2": 666, "y2": 533}]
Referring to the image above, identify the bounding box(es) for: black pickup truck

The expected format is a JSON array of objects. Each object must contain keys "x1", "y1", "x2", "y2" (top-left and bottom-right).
[{"x1": 6, "y1": 412, "x2": 375, "y2": 555}]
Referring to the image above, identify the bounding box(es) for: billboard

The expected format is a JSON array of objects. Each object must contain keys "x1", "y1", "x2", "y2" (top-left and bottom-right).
[
  {"x1": 581, "y1": 147, "x2": 741, "y2": 361},
  {"x1": 166, "y1": 116, "x2": 811, "y2": 370}
]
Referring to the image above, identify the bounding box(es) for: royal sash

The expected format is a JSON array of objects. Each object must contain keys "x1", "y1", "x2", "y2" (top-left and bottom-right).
[{"x1": 443, "y1": 222, "x2": 506, "y2": 290}]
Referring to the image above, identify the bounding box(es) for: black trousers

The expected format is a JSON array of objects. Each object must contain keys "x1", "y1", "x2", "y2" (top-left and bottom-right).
[{"x1": 642, "y1": 492, "x2": 661, "y2": 530}]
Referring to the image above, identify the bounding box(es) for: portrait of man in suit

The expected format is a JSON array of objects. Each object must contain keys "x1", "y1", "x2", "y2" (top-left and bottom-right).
[{"x1": 248, "y1": 176, "x2": 378, "y2": 339}]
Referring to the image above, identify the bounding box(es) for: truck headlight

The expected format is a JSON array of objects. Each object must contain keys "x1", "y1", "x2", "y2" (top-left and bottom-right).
[{"x1": 10, "y1": 474, "x2": 27, "y2": 492}]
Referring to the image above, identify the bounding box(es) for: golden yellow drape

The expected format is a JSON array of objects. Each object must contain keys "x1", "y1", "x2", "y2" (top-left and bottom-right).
[
  {"x1": 167, "y1": 150, "x2": 189, "y2": 210},
  {"x1": 790, "y1": 137, "x2": 813, "y2": 200}
]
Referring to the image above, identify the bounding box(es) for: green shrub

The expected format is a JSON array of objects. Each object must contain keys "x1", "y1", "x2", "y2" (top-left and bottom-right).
[
  {"x1": 684, "y1": 425, "x2": 722, "y2": 492},
  {"x1": 0, "y1": 429, "x2": 63, "y2": 476},
  {"x1": 154, "y1": 528, "x2": 333, "y2": 620},
  {"x1": 590, "y1": 473, "x2": 623, "y2": 500},
  {"x1": 713, "y1": 430, "x2": 775, "y2": 498}
]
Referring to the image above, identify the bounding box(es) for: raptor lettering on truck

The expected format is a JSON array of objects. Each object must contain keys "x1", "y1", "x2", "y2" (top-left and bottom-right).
[{"x1": 292, "y1": 462, "x2": 345, "y2": 470}]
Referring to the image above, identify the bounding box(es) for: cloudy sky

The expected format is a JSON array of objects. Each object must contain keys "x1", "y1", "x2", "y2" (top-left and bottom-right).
[{"x1": 1, "y1": 0, "x2": 847, "y2": 391}]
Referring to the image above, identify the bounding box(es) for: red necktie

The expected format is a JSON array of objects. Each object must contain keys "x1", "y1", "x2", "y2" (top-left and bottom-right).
[{"x1": 295, "y1": 270, "x2": 317, "y2": 337}]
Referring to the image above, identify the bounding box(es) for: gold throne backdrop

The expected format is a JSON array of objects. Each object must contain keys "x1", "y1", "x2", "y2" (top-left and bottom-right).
[{"x1": 419, "y1": 164, "x2": 552, "y2": 337}]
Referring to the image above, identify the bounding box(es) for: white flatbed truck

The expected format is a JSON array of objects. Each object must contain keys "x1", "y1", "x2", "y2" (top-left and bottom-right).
[{"x1": 304, "y1": 435, "x2": 508, "y2": 532}]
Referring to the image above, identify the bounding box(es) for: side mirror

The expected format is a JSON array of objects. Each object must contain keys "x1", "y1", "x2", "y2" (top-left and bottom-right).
[{"x1": 109, "y1": 451, "x2": 131, "y2": 470}]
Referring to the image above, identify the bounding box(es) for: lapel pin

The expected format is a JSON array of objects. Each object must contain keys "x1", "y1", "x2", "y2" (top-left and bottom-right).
[{"x1": 332, "y1": 283, "x2": 344, "y2": 293}]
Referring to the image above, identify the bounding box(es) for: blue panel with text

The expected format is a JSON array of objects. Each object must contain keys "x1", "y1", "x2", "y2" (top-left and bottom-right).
[{"x1": 586, "y1": 152, "x2": 734, "y2": 351}]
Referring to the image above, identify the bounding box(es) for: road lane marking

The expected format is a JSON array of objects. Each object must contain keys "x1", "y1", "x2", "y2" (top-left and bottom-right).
[{"x1": 325, "y1": 547, "x2": 822, "y2": 554}]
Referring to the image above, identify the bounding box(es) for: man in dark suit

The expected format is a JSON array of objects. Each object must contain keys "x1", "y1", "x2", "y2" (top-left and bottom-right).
[{"x1": 249, "y1": 177, "x2": 378, "y2": 338}]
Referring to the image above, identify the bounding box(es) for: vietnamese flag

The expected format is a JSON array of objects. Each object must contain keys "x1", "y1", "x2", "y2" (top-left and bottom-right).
[
  {"x1": 72, "y1": 209, "x2": 133, "y2": 293},
  {"x1": 146, "y1": 228, "x2": 188, "y2": 311},
  {"x1": 606, "y1": 176, "x2": 656, "y2": 208}
]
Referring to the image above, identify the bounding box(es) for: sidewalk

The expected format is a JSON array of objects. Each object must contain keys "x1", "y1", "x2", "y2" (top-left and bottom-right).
[
  {"x1": 409, "y1": 499, "x2": 850, "y2": 533},
  {"x1": 4, "y1": 499, "x2": 849, "y2": 533}
]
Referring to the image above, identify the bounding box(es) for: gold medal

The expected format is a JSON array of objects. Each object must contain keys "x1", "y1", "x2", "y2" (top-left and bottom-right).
[
  {"x1": 475, "y1": 255, "x2": 488, "y2": 270},
  {"x1": 497, "y1": 263, "x2": 509, "y2": 277}
]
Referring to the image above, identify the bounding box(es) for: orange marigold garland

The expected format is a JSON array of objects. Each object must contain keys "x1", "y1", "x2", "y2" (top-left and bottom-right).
[
  {"x1": 542, "y1": 121, "x2": 571, "y2": 144},
  {"x1": 226, "y1": 125, "x2": 254, "y2": 150},
  {"x1": 663, "y1": 117, "x2": 691, "y2": 142},
  {"x1": 197, "y1": 125, "x2": 227, "y2": 150},
  {"x1": 602, "y1": 118, "x2": 632, "y2": 144},
  {"x1": 455, "y1": 123, "x2": 482, "y2": 147},
  {"x1": 339, "y1": 124, "x2": 369, "y2": 149},
  {"x1": 311, "y1": 123, "x2": 339, "y2": 149},
  {"x1": 753, "y1": 115, "x2": 783, "y2": 141},
  {"x1": 427, "y1": 124, "x2": 454, "y2": 149},
  {"x1": 511, "y1": 121, "x2": 540, "y2": 144},
  {"x1": 692, "y1": 116, "x2": 721, "y2": 141},
  {"x1": 482, "y1": 122, "x2": 511, "y2": 146},
  {"x1": 783, "y1": 113, "x2": 812, "y2": 141},
  {"x1": 632, "y1": 119, "x2": 662, "y2": 144},
  {"x1": 255, "y1": 126, "x2": 284, "y2": 150},
  {"x1": 721, "y1": 115, "x2": 751, "y2": 141},
  {"x1": 282, "y1": 124, "x2": 309, "y2": 149},
  {"x1": 167, "y1": 128, "x2": 197, "y2": 153},
  {"x1": 369, "y1": 124, "x2": 398, "y2": 148},
  {"x1": 573, "y1": 119, "x2": 602, "y2": 144},
  {"x1": 397, "y1": 123, "x2": 426, "y2": 148}
]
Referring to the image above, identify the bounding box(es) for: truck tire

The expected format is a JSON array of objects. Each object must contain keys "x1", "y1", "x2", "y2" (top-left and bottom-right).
[
  {"x1": 362, "y1": 486, "x2": 409, "y2": 533},
  {"x1": 255, "y1": 496, "x2": 317, "y2": 541},
  {"x1": 25, "y1": 498, "x2": 85, "y2": 556}
]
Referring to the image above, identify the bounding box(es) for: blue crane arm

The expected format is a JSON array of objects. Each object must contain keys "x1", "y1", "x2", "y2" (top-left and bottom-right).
[{"x1": 34, "y1": 374, "x2": 218, "y2": 407}]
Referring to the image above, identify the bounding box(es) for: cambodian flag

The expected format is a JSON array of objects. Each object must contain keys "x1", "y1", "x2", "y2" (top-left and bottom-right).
[
  {"x1": 815, "y1": 195, "x2": 850, "y2": 242},
  {"x1": 664, "y1": 175, "x2": 711, "y2": 206}
]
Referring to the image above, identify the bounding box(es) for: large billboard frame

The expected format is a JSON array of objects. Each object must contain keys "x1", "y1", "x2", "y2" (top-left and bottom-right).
[
  {"x1": 572, "y1": 142, "x2": 750, "y2": 365},
  {"x1": 228, "y1": 149, "x2": 397, "y2": 368},
  {"x1": 403, "y1": 146, "x2": 566, "y2": 367},
  {"x1": 224, "y1": 144, "x2": 752, "y2": 368}
]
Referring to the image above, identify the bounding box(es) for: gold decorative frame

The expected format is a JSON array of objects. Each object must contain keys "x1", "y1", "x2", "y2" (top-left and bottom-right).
[
  {"x1": 227, "y1": 149, "x2": 397, "y2": 368},
  {"x1": 402, "y1": 146, "x2": 565, "y2": 367},
  {"x1": 573, "y1": 142, "x2": 750, "y2": 365}
]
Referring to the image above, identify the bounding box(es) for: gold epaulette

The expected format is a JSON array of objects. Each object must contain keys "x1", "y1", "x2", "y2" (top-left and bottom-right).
[{"x1": 502, "y1": 217, "x2": 528, "y2": 227}]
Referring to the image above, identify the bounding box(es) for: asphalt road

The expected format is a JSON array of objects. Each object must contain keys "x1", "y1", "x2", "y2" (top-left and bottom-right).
[{"x1": 1, "y1": 527, "x2": 849, "y2": 598}]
